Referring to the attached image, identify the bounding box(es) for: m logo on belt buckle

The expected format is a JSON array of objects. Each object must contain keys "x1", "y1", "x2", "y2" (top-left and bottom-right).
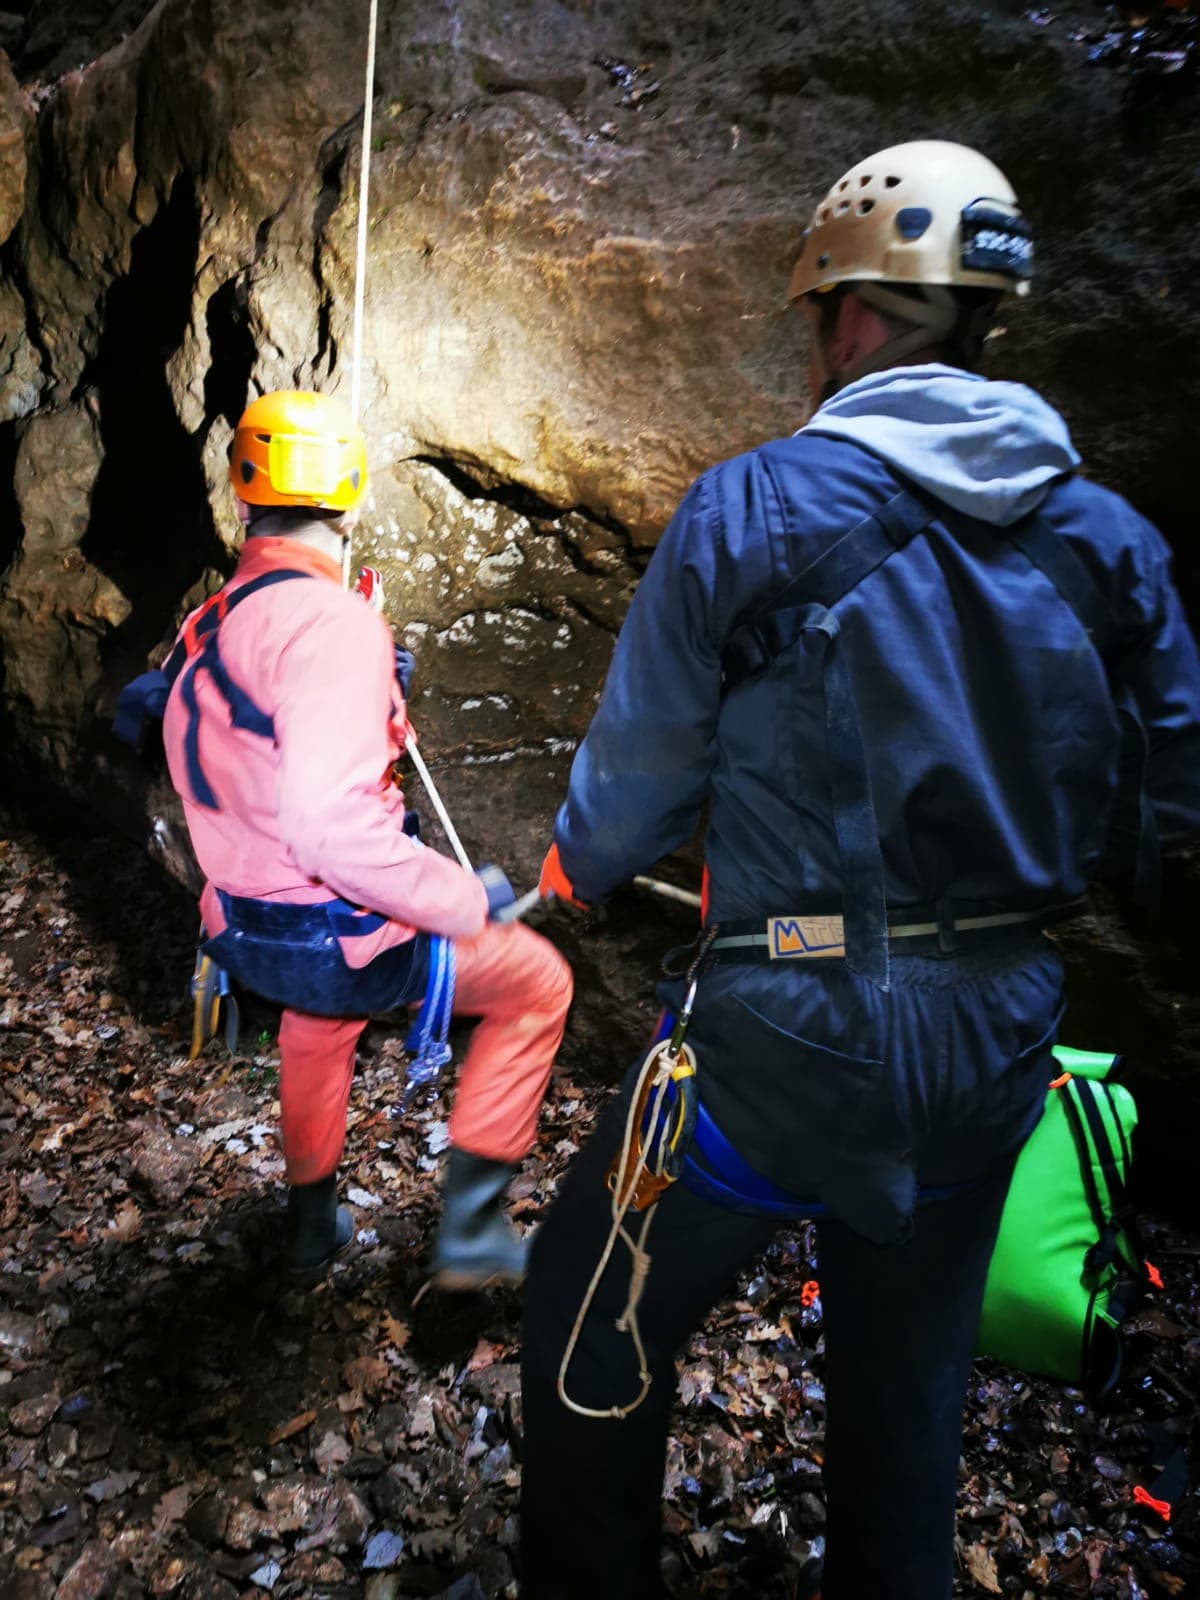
[{"x1": 768, "y1": 915, "x2": 846, "y2": 960}]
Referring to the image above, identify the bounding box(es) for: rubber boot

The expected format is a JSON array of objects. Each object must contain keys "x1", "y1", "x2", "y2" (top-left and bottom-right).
[
  {"x1": 284, "y1": 1174, "x2": 354, "y2": 1284},
  {"x1": 429, "y1": 1149, "x2": 527, "y2": 1290},
  {"x1": 796, "y1": 1558, "x2": 823, "y2": 1600}
]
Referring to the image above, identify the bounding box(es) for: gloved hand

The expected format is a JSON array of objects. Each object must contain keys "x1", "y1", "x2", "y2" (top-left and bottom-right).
[
  {"x1": 475, "y1": 863, "x2": 517, "y2": 921},
  {"x1": 538, "y1": 842, "x2": 592, "y2": 910},
  {"x1": 393, "y1": 645, "x2": 416, "y2": 698},
  {"x1": 356, "y1": 566, "x2": 385, "y2": 612},
  {"x1": 356, "y1": 568, "x2": 415, "y2": 697}
]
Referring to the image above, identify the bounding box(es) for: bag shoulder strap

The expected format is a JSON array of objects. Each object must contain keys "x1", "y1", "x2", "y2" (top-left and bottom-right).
[
  {"x1": 169, "y1": 568, "x2": 314, "y2": 809},
  {"x1": 1003, "y1": 512, "x2": 1123, "y2": 668},
  {"x1": 726, "y1": 485, "x2": 941, "y2": 680},
  {"x1": 163, "y1": 567, "x2": 313, "y2": 688},
  {"x1": 1005, "y1": 511, "x2": 1160, "y2": 905}
]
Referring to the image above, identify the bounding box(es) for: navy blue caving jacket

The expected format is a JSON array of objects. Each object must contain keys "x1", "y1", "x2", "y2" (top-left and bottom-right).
[{"x1": 553, "y1": 433, "x2": 1200, "y2": 938}]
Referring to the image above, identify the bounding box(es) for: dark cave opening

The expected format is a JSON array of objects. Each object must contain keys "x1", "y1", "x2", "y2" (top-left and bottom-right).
[
  {"x1": 203, "y1": 275, "x2": 257, "y2": 431},
  {"x1": 80, "y1": 172, "x2": 226, "y2": 674},
  {"x1": 313, "y1": 140, "x2": 350, "y2": 378}
]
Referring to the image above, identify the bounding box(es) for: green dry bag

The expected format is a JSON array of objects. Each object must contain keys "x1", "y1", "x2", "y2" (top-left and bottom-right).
[{"x1": 977, "y1": 1045, "x2": 1144, "y2": 1392}]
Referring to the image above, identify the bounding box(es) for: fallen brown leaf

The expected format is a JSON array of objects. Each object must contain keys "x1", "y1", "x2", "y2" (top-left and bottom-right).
[
  {"x1": 962, "y1": 1540, "x2": 1002, "y2": 1594},
  {"x1": 106, "y1": 1199, "x2": 142, "y2": 1241},
  {"x1": 153, "y1": 1485, "x2": 190, "y2": 1530},
  {"x1": 467, "y1": 1338, "x2": 505, "y2": 1374},
  {"x1": 380, "y1": 1312, "x2": 410, "y2": 1351},
  {"x1": 266, "y1": 1408, "x2": 317, "y2": 1445}
]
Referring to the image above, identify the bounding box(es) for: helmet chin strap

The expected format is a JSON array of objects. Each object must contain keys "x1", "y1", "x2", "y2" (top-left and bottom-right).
[{"x1": 831, "y1": 283, "x2": 961, "y2": 390}]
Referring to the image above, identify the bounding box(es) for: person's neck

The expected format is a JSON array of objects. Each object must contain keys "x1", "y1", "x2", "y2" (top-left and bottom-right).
[
  {"x1": 827, "y1": 345, "x2": 971, "y2": 397},
  {"x1": 249, "y1": 511, "x2": 346, "y2": 566}
]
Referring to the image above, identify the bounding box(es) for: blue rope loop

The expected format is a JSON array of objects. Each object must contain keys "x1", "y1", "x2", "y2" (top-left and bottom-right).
[{"x1": 402, "y1": 937, "x2": 456, "y2": 1097}]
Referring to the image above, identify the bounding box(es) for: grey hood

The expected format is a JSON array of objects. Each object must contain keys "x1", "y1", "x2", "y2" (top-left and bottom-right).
[{"x1": 803, "y1": 364, "x2": 1080, "y2": 527}]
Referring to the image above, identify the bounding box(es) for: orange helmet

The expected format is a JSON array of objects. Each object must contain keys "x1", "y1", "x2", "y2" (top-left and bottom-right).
[{"x1": 230, "y1": 390, "x2": 368, "y2": 512}]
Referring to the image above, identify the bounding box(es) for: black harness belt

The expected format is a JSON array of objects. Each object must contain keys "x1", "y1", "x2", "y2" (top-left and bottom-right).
[{"x1": 708, "y1": 900, "x2": 1085, "y2": 963}]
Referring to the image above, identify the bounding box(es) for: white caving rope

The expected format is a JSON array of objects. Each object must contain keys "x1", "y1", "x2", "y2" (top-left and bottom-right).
[
  {"x1": 633, "y1": 876, "x2": 701, "y2": 910},
  {"x1": 343, "y1": 0, "x2": 380, "y2": 590},
  {"x1": 341, "y1": 0, "x2": 473, "y2": 872},
  {"x1": 407, "y1": 737, "x2": 474, "y2": 872}
]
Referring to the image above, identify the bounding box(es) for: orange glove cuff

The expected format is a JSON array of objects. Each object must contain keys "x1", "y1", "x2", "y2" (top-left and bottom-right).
[{"x1": 539, "y1": 842, "x2": 590, "y2": 909}]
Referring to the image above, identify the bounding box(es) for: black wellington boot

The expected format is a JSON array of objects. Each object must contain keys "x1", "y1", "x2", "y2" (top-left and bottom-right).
[
  {"x1": 284, "y1": 1174, "x2": 354, "y2": 1284},
  {"x1": 429, "y1": 1149, "x2": 527, "y2": 1290}
]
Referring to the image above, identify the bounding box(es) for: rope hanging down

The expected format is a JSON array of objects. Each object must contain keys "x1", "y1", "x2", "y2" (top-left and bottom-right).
[
  {"x1": 343, "y1": 0, "x2": 380, "y2": 589},
  {"x1": 336, "y1": 3, "x2": 697, "y2": 916},
  {"x1": 556, "y1": 1036, "x2": 697, "y2": 1419}
]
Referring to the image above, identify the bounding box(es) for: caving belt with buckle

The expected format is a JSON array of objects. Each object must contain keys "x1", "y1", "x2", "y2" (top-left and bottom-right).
[
  {"x1": 720, "y1": 480, "x2": 1160, "y2": 991},
  {"x1": 707, "y1": 898, "x2": 1087, "y2": 965}
]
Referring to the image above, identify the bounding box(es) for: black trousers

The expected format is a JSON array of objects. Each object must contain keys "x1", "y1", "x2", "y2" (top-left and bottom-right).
[{"x1": 520, "y1": 1087, "x2": 1016, "y2": 1600}]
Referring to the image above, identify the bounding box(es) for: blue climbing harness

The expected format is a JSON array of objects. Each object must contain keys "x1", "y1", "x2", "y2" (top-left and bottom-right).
[{"x1": 400, "y1": 935, "x2": 456, "y2": 1109}]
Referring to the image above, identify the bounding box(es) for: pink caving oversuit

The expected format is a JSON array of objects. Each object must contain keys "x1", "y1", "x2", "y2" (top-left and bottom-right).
[{"x1": 161, "y1": 536, "x2": 572, "y2": 1183}]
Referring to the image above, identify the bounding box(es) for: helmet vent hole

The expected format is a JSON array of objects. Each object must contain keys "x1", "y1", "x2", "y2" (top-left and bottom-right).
[
  {"x1": 817, "y1": 253, "x2": 830, "y2": 269},
  {"x1": 255, "y1": 433, "x2": 271, "y2": 442},
  {"x1": 859, "y1": 174, "x2": 872, "y2": 187},
  {"x1": 817, "y1": 209, "x2": 829, "y2": 225},
  {"x1": 836, "y1": 200, "x2": 850, "y2": 215},
  {"x1": 838, "y1": 179, "x2": 849, "y2": 192},
  {"x1": 239, "y1": 461, "x2": 255, "y2": 484},
  {"x1": 350, "y1": 468, "x2": 361, "y2": 490},
  {"x1": 884, "y1": 175, "x2": 901, "y2": 188},
  {"x1": 858, "y1": 198, "x2": 875, "y2": 215}
]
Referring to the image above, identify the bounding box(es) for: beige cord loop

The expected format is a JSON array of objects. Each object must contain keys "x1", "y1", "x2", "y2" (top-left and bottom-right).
[
  {"x1": 343, "y1": 0, "x2": 380, "y2": 589},
  {"x1": 556, "y1": 1041, "x2": 688, "y2": 1420}
]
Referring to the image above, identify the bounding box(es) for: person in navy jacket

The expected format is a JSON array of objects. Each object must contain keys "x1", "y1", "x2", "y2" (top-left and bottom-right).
[{"x1": 520, "y1": 142, "x2": 1200, "y2": 1600}]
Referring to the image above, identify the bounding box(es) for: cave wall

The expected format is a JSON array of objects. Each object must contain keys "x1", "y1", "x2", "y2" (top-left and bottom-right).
[{"x1": 0, "y1": 0, "x2": 1197, "y2": 1202}]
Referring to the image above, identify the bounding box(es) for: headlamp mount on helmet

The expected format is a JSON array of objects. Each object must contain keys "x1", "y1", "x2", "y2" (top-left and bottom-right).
[{"x1": 960, "y1": 200, "x2": 1033, "y2": 284}]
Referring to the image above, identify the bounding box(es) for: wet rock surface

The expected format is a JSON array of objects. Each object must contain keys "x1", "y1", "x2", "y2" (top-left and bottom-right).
[{"x1": 1, "y1": 1, "x2": 1198, "y2": 777}]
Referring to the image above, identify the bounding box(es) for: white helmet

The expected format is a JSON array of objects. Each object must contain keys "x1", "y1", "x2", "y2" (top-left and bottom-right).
[
  {"x1": 789, "y1": 140, "x2": 1032, "y2": 301},
  {"x1": 790, "y1": 141, "x2": 1032, "y2": 390}
]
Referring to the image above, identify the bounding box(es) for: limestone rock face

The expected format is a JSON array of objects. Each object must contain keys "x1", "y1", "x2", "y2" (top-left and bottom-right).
[
  {"x1": 0, "y1": 48, "x2": 27, "y2": 247},
  {"x1": 0, "y1": 0, "x2": 1198, "y2": 1199}
]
